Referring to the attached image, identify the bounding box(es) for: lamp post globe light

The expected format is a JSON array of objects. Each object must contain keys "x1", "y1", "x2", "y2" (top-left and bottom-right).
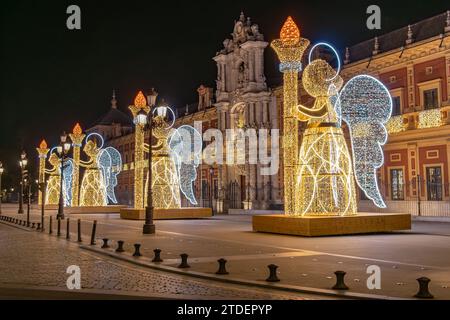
[
  {"x1": 57, "y1": 132, "x2": 71, "y2": 220},
  {"x1": 18, "y1": 151, "x2": 28, "y2": 214},
  {"x1": 142, "y1": 88, "x2": 159, "y2": 235},
  {"x1": 0, "y1": 161, "x2": 4, "y2": 215}
]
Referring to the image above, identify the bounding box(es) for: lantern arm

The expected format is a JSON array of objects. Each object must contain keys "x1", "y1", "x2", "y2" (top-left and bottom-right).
[{"x1": 292, "y1": 101, "x2": 328, "y2": 122}]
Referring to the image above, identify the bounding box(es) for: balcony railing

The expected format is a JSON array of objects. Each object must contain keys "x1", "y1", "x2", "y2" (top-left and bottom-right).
[{"x1": 386, "y1": 105, "x2": 450, "y2": 134}]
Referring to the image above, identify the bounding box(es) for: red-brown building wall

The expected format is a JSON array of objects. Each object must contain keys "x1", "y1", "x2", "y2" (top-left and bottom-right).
[
  {"x1": 384, "y1": 149, "x2": 409, "y2": 198},
  {"x1": 414, "y1": 57, "x2": 447, "y2": 103},
  {"x1": 379, "y1": 67, "x2": 408, "y2": 108},
  {"x1": 418, "y1": 145, "x2": 449, "y2": 197}
]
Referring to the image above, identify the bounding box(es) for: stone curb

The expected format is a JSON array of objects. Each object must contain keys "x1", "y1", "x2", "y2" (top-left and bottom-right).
[
  {"x1": 81, "y1": 244, "x2": 408, "y2": 300},
  {"x1": 0, "y1": 220, "x2": 34, "y2": 232}
]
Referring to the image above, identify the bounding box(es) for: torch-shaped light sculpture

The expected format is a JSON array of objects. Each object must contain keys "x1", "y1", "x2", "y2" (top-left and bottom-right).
[
  {"x1": 271, "y1": 17, "x2": 310, "y2": 215},
  {"x1": 69, "y1": 123, "x2": 85, "y2": 207},
  {"x1": 36, "y1": 140, "x2": 49, "y2": 206},
  {"x1": 129, "y1": 91, "x2": 150, "y2": 209}
]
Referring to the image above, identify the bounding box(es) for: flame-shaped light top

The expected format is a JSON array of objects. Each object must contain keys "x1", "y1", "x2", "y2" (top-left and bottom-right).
[
  {"x1": 73, "y1": 123, "x2": 83, "y2": 135},
  {"x1": 134, "y1": 91, "x2": 147, "y2": 108},
  {"x1": 280, "y1": 16, "x2": 300, "y2": 45},
  {"x1": 39, "y1": 139, "x2": 48, "y2": 149}
]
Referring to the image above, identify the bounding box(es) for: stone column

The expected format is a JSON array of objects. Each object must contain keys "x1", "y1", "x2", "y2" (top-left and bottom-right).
[
  {"x1": 248, "y1": 50, "x2": 255, "y2": 82},
  {"x1": 406, "y1": 62, "x2": 416, "y2": 110},
  {"x1": 255, "y1": 48, "x2": 264, "y2": 83},
  {"x1": 446, "y1": 54, "x2": 450, "y2": 102},
  {"x1": 446, "y1": 140, "x2": 450, "y2": 201},
  {"x1": 269, "y1": 97, "x2": 280, "y2": 203},
  {"x1": 221, "y1": 63, "x2": 226, "y2": 92},
  {"x1": 261, "y1": 100, "x2": 270, "y2": 208}
]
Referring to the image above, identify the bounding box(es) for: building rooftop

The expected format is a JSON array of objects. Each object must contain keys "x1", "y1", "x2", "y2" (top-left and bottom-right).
[{"x1": 344, "y1": 11, "x2": 449, "y2": 63}]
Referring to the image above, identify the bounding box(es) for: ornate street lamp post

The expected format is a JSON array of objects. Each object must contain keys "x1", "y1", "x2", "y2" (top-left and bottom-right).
[
  {"x1": 0, "y1": 162, "x2": 4, "y2": 215},
  {"x1": 26, "y1": 174, "x2": 32, "y2": 227},
  {"x1": 57, "y1": 132, "x2": 71, "y2": 220},
  {"x1": 143, "y1": 88, "x2": 158, "y2": 235},
  {"x1": 18, "y1": 151, "x2": 28, "y2": 214}
]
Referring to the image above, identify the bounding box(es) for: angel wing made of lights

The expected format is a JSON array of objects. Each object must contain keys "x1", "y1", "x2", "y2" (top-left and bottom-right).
[
  {"x1": 62, "y1": 158, "x2": 74, "y2": 207},
  {"x1": 168, "y1": 125, "x2": 203, "y2": 205},
  {"x1": 97, "y1": 147, "x2": 122, "y2": 204},
  {"x1": 337, "y1": 75, "x2": 392, "y2": 208}
]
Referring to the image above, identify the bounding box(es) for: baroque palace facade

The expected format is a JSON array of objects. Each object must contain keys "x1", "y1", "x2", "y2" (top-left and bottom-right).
[{"x1": 89, "y1": 11, "x2": 450, "y2": 216}]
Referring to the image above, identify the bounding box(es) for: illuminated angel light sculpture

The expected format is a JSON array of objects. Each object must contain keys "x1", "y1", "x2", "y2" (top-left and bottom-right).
[
  {"x1": 143, "y1": 107, "x2": 182, "y2": 209},
  {"x1": 98, "y1": 145, "x2": 122, "y2": 204},
  {"x1": 45, "y1": 152, "x2": 61, "y2": 205},
  {"x1": 169, "y1": 125, "x2": 203, "y2": 205},
  {"x1": 78, "y1": 133, "x2": 122, "y2": 207},
  {"x1": 141, "y1": 106, "x2": 203, "y2": 209},
  {"x1": 273, "y1": 17, "x2": 392, "y2": 216},
  {"x1": 45, "y1": 147, "x2": 74, "y2": 206}
]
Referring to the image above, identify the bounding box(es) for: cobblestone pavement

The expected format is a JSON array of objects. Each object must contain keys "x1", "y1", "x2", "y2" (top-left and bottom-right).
[
  {"x1": 0, "y1": 223, "x2": 311, "y2": 300},
  {"x1": 2, "y1": 204, "x2": 450, "y2": 299}
]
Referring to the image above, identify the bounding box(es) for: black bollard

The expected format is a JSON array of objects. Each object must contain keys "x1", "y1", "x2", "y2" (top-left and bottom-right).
[
  {"x1": 77, "y1": 219, "x2": 82, "y2": 243},
  {"x1": 266, "y1": 264, "x2": 280, "y2": 282},
  {"x1": 57, "y1": 218, "x2": 61, "y2": 237},
  {"x1": 332, "y1": 271, "x2": 349, "y2": 290},
  {"x1": 37, "y1": 223, "x2": 41, "y2": 231},
  {"x1": 133, "y1": 244, "x2": 142, "y2": 257},
  {"x1": 116, "y1": 241, "x2": 125, "y2": 253},
  {"x1": 31, "y1": 222, "x2": 35, "y2": 229},
  {"x1": 66, "y1": 218, "x2": 70, "y2": 240},
  {"x1": 101, "y1": 238, "x2": 110, "y2": 249},
  {"x1": 414, "y1": 277, "x2": 434, "y2": 299},
  {"x1": 152, "y1": 249, "x2": 163, "y2": 263},
  {"x1": 90, "y1": 220, "x2": 97, "y2": 245},
  {"x1": 178, "y1": 253, "x2": 190, "y2": 268},
  {"x1": 216, "y1": 258, "x2": 229, "y2": 275},
  {"x1": 49, "y1": 216, "x2": 53, "y2": 235}
]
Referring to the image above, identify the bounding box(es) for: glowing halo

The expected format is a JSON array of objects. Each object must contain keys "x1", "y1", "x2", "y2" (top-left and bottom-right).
[
  {"x1": 49, "y1": 146, "x2": 59, "y2": 155},
  {"x1": 85, "y1": 133, "x2": 105, "y2": 149},
  {"x1": 308, "y1": 42, "x2": 341, "y2": 82},
  {"x1": 152, "y1": 105, "x2": 176, "y2": 129}
]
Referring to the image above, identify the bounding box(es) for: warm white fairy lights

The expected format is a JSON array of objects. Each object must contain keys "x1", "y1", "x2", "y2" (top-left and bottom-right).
[
  {"x1": 294, "y1": 51, "x2": 357, "y2": 216},
  {"x1": 79, "y1": 134, "x2": 107, "y2": 207},
  {"x1": 418, "y1": 108, "x2": 442, "y2": 129},
  {"x1": 45, "y1": 151, "x2": 62, "y2": 206},
  {"x1": 271, "y1": 16, "x2": 310, "y2": 215},
  {"x1": 386, "y1": 115, "x2": 405, "y2": 134},
  {"x1": 143, "y1": 108, "x2": 182, "y2": 209}
]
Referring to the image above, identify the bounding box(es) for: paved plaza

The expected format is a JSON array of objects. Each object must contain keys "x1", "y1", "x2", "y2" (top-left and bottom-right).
[{"x1": 1, "y1": 204, "x2": 450, "y2": 299}]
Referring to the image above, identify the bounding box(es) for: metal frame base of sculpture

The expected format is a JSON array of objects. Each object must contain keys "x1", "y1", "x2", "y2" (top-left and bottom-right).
[
  {"x1": 65, "y1": 205, "x2": 127, "y2": 214},
  {"x1": 252, "y1": 213, "x2": 411, "y2": 237},
  {"x1": 119, "y1": 207, "x2": 212, "y2": 220}
]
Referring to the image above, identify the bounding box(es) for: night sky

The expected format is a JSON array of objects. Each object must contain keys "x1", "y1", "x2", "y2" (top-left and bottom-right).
[{"x1": 0, "y1": 0, "x2": 447, "y2": 187}]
